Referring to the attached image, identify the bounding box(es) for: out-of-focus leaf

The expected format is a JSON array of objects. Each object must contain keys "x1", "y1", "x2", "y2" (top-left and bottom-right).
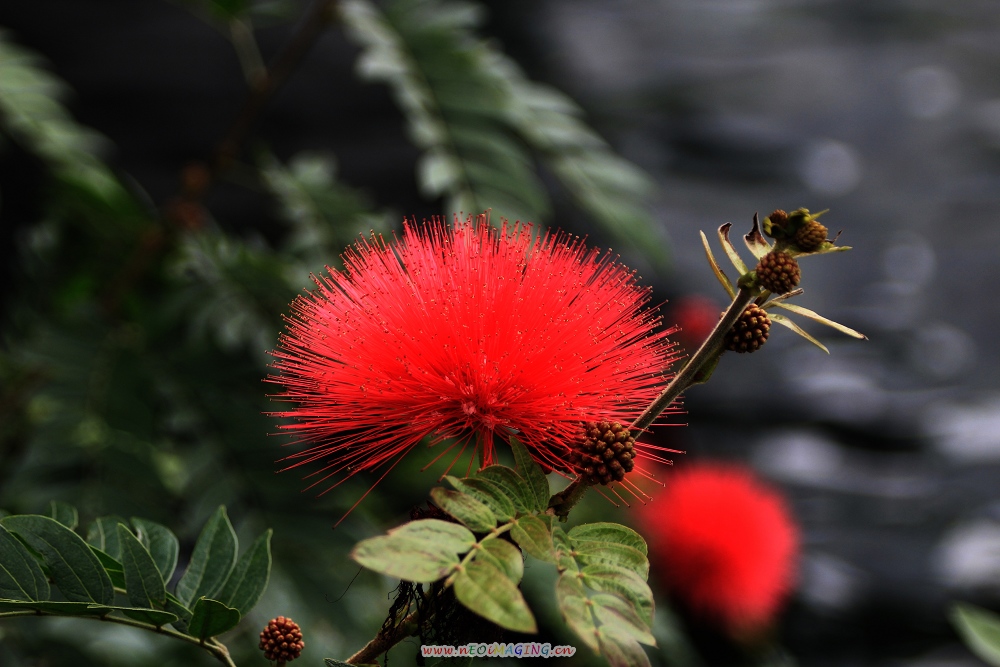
[
  {"x1": 340, "y1": 0, "x2": 665, "y2": 263},
  {"x1": 260, "y1": 151, "x2": 389, "y2": 268},
  {"x1": 1, "y1": 515, "x2": 114, "y2": 605},
  {"x1": 340, "y1": 0, "x2": 549, "y2": 224},
  {"x1": 0, "y1": 32, "x2": 132, "y2": 206},
  {"x1": 952, "y1": 603, "x2": 1000, "y2": 667},
  {"x1": 85, "y1": 516, "x2": 128, "y2": 561},
  {"x1": 48, "y1": 501, "x2": 78, "y2": 530}
]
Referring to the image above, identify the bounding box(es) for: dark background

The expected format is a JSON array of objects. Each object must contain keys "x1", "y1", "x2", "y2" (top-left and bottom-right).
[{"x1": 2, "y1": 1, "x2": 1000, "y2": 666}]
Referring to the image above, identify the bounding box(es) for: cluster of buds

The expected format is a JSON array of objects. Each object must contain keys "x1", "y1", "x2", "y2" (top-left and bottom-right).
[
  {"x1": 699, "y1": 208, "x2": 864, "y2": 358},
  {"x1": 259, "y1": 616, "x2": 304, "y2": 664},
  {"x1": 570, "y1": 421, "x2": 637, "y2": 486}
]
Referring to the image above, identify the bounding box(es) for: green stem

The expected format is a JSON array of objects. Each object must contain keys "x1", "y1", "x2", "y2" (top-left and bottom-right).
[
  {"x1": 0, "y1": 611, "x2": 238, "y2": 666},
  {"x1": 444, "y1": 522, "x2": 515, "y2": 587},
  {"x1": 346, "y1": 609, "x2": 419, "y2": 665},
  {"x1": 631, "y1": 286, "x2": 754, "y2": 432}
]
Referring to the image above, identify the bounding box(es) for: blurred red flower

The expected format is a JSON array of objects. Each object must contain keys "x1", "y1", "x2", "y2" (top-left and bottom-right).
[
  {"x1": 671, "y1": 294, "x2": 720, "y2": 353},
  {"x1": 269, "y1": 214, "x2": 679, "y2": 508},
  {"x1": 639, "y1": 463, "x2": 799, "y2": 633}
]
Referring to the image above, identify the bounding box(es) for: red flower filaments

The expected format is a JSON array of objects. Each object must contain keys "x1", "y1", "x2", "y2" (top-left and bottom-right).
[
  {"x1": 638, "y1": 463, "x2": 800, "y2": 634},
  {"x1": 268, "y1": 214, "x2": 679, "y2": 512}
]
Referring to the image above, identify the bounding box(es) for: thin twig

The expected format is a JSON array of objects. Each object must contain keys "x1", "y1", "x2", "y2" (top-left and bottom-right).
[
  {"x1": 631, "y1": 286, "x2": 754, "y2": 433},
  {"x1": 549, "y1": 286, "x2": 756, "y2": 515},
  {"x1": 0, "y1": 611, "x2": 238, "y2": 666},
  {"x1": 213, "y1": 0, "x2": 339, "y2": 170},
  {"x1": 346, "y1": 610, "x2": 420, "y2": 665}
]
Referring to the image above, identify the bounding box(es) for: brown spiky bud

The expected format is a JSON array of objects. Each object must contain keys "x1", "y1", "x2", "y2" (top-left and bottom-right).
[
  {"x1": 259, "y1": 616, "x2": 304, "y2": 663},
  {"x1": 793, "y1": 220, "x2": 828, "y2": 252},
  {"x1": 766, "y1": 209, "x2": 789, "y2": 237},
  {"x1": 755, "y1": 250, "x2": 800, "y2": 294},
  {"x1": 724, "y1": 304, "x2": 771, "y2": 353},
  {"x1": 571, "y1": 421, "x2": 636, "y2": 486}
]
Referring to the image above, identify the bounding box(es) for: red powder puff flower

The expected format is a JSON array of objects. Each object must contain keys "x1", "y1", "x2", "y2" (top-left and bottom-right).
[
  {"x1": 638, "y1": 463, "x2": 799, "y2": 634},
  {"x1": 268, "y1": 213, "x2": 679, "y2": 512}
]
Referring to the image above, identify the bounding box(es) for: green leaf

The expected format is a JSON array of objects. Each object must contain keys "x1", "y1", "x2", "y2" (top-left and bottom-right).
[
  {"x1": 352, "y1": 534, "x2": 461, "y2": 583},
  {"x1": 175, "y1": 506, "x2": 238, "y2": 608},
  {"x1": 768, "y1": 301, "x2": 867, "y2": 340},
  {"x1": 568, "y1": 523, "x2": 648, "y2": 556},
  {"x1": 446, "y1": 476, "x2": 515, "y2": 522},
  {"x1": 164, "y1": 592, "x2": 193, "y2": 626},
  {"x1": 188, "y1": 597, "x2": 241, "y2": 639},
  {"x1": 580, "y1": 564, "x2": 654, "y2": 626},
  {"x1": 552, "y1": 527, "x2": 578, "y2": 573},
  {"x1": 717, "y1": 223, "x2": 749, "y2": 274},
  {"x1": 112, "y1": 606, "x2": 179, "y2": 627},
  {"x1": 131, "y1": 517, "x2": 179, "y2": 584},
  {"x1": 555, "y1": 573, "x2": 599, "y2": 652},
  {"x1": 510, "y1": 515, "x2": 555, "y2": 563},
  {"x1": 117, "y1": 524, "x2": 166, "y2": 609},
  {"x1": 596, "y1": 624, "x2": 652, "y2": 667},
  {"x1": 475, "y1": 538, "x2": 523, "y2": 584},
  {"x1": 1, "y1": 515, "x2": 114, "y2": 605},
  {"x1": 591, "y1": 593, "x2": 655, "y2": 645},
  {"x1": 390, "y1": 519, "x2": 477, "y2": 553},
  {"x1": 217, "y1": 529, "x2": 271, "y2": 615},
  {"x1": 49, "y1": 501, "x2": 78, "y2": 530},
  {"x1": 572, "y1": 541, "x2": 649, "y2": 579},
  {"x1": 0, "y1": 33, "x2": 130, "y2": 205},
  {"x1": 0, "y1": 599, "x2": 113, "y2": 616},
  {"x1": 952, "y1": 603, "x2": 1000, "y2": 667},
  {"x1": 452, "y1": 557, "x2": 536, "y2": 633},
  {"x1": 476, "y1": 465, "x2": 534, "y2": 514},
  {"x1": 340, "y1": 0, "x2": 551, "y2": 224},
  {"x1": 509, "y1": 436, "x2": 549, "y2": 512},
  {"x1": 700, "y1": 231, "x2": 736, "y2": 298},
  {"x1": 89, "y1": 547, "x2": 126, "y2": 589},
  {"x1": 85, "y1": 515, "x2": 128, "y2": 560},
  {"x1": 769, "y1": 313, "x2": 830, "y2": 354},
  {"x1": 0, "y1": 525, "x2": 49, "y2": 601},
  {"x1": 429, "y1": 488, "x2": 497, "y2": 533}
]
